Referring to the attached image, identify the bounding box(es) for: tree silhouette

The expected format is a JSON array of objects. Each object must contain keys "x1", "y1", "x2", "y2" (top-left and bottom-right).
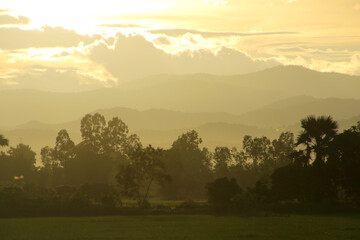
[
  {"x1": 327, "y1": 124, "x2": 360, "y2": 202},
  {"x1": 160, "y1": 130, "x2": 212, "y2": 199},
  {"x1": 0, "y1": 134, "x2": 9, "y2": 147},
  {"x1": 213, "y1": 147, "x2": 232, "y2": 178},
  {"x1": 116, "y1": 145, "x2": 170, "y2": 207},
  {"x1": 54, "y1": 129, "x2": 76, "y2": 166},
  {"x1": 297, "y1": 115, "x2": 338, "y2": 165},
  {"x1": 242, "y1": 135, "x2": 271, "y2": 167},
  {"x1": 206, "y1": 177, "x2": 241, "y2": 207},
  {"x1": 80, "y1": 113, "x2": 106, "y2": 153}
]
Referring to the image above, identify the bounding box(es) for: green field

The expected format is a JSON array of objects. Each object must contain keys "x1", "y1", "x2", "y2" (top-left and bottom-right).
[{"x1": 0, "y1": 214, "x2": 359, "y2": 240}]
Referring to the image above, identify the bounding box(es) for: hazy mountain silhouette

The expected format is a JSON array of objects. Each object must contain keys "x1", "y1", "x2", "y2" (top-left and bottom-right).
[
  {"x1": 338, "y1": 115, "x2": 360, "y2": 130},
  {"x1": 1, "y1": 65, "x2": 360, "y2": 126},
  {"x1": 1, "y1": 120, "x2": 276, "y2": 158},
  {"x1": 3, "y1": 95, "x2": 360, "y2": 159},
  {"x1": 236, "y1": 96, "x2": 360, "y2": 128},
  {"x1": 7, "y1": 94, "x2": 359, "y2": 132},
  {"x1": 223, "y1": 65, "x2": 360, "y2": 98}
]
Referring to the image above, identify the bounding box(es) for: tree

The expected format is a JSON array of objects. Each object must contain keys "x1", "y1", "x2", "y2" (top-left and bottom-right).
[
  {"x1": 0, "y1": 134, "x2": 8, "y2": 147},
  {"x1": 270, "y1": 132, "x2": 295, "y2": 167},
  {"x1": 0, "y1": 135, "x2": 10, "y2": 181},
  {"x1": 102, "y1": 117, "x2": 141, "y2": 154},
  {"x1": 213, "y1": 147, "x2": 232, "y2": 178},
  {"x1": 271, "y1": 164, "x2": 305, "y2": 201},
  {"x1": 65, "y1": 144, "x2": 113, "y2": 185},
  {"x1": 8, "y1": 144, "x2": 37, "y2": 183},
  {"x1": 206, "y1": 177, "x2": 241, "y2": 206},
  {"x1": 38, "y1": 114, "x2": 142, "y2": 186},
  {"x1": 327, "y1": 123, "x2": 360, "y2": 203},
  {"x1": 116, "y1": 145, "x2": 170, "y2": 207},
  {"x1": 297, "y1": 115, "x2": 338, "y2": 165},
  {"x1": 80, "y1": 113, "x2": 141, "y2": 157},
  {"x1": 271, "y1": 117, "x2": 339, "y2": 202},
  {"x1": 39, "y1": 130, "x2": 76, "y2": 187},
  {"x1": 54, "y1": 129, "x2": 75, "y2": 165},
  {"x1": 242, "y1": 135, "x2": 271, "y2": 167},
  {"x1": 80, "y1": 113, "x2": 106, "y2": 153},
  {"x1": 171, "y1": 130, "x2": 203, "y2": 151},
  {"x1": 40, "y1": 146, "x2": 57, "y2": 169},
  {"x1": 80, "y1": 183, "x2": 120, "y2": 207},
  {"x1": 160, "y1": 130, "x2": 212, "y2": 199}
]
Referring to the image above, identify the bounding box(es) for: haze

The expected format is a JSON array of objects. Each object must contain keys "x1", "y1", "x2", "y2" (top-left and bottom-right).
[
  {"x1": 1, "y1": 1, "x2": 360, "y2": 239},
  {"x1": 0, "y1": 0, "x2": 359, "y2": 156}
]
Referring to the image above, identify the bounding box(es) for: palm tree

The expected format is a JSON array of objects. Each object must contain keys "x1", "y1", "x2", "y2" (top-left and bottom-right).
[
  {"x1": 0, "y1": 134, "x2": 8, "y2": 147},
  {"x1": 297, "y1": 115, "x2": 338, "y2": 165}
]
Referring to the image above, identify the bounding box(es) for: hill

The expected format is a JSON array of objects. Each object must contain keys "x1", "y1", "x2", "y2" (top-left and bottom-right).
[
  {"x1": 1, "y1": 66, "x2": 360, "y2": 126},
  {"x1": 236, "y1": 96, "x2": 360, "y2": 128}
]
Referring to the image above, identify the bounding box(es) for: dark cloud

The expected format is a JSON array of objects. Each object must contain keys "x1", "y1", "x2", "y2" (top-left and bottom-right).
[
  {"x1": 89, "y1": 33, "x2": 279, "y2": 81},
  {"x1": 149, "y1": 28, "x2": 298, "y2": 38},
  {"x1": 0, "y1": 26, "x2": 102, "y2": 50},
  {"x1": 0, "y1": 14, "x2": 31, "y2": 25}
]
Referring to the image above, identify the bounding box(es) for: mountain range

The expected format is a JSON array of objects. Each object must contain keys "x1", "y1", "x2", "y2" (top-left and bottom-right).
[{"x1": 1, "y1": 65, "x2": 360, "y2": 158}]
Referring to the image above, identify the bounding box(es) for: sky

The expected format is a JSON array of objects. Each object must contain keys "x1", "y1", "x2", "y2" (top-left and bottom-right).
[{"x1": 0, "y1": 0, "x2": 359, "y2": 91}]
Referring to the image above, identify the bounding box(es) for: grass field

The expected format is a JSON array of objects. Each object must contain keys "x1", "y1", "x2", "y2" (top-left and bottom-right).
[{"x1": 0, "y1": 214, "x2": 360, "y2": 240}]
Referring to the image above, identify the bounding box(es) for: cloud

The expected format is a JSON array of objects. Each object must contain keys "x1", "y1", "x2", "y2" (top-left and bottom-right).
[
  {"x1": 274, "y1": 52, "x2": 360, "y2": 76},
  {"x1": 0, "y1": 14, "x2": 30, "y2": 25},
  {"x1": 153, "y1": 36, "x2": 172, "y2": 45},
  {"x1": 89, "y1": 33, "x2": 279, "y2": 81},
  {"x1": 0, "y1": 26, "x2": 102, "y2": 50},
  {"x1": 149, "y1": 28, "x2": 297, "y2": 38},
  {"x1": 230, "y1": 32, "x2": 360, "y2": 75},
  {"x1": 97, "y1": 24, "x2": 147, "y2": 28}
]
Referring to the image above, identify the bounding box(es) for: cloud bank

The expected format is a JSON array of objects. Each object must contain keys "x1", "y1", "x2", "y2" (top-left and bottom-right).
[
  {"x1": 0, "y1": 14, "x2": 30, "y2": 25},
  {"x1": 89, "y1": 33, "x2": 279, "y2": 81}
]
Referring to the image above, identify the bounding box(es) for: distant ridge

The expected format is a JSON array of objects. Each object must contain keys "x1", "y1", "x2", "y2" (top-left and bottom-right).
[{"x1": 1, "y1": 65, "x2": 360, "y2": 127}]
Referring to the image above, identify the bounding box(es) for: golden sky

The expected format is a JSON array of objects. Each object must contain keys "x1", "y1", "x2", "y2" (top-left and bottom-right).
[{"x1": 0, "y1": 0, "x2": 359, "y2": 91}]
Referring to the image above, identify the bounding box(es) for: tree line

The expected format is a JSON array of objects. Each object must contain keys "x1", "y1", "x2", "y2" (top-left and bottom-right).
[{"x1": 0, "y1": 114, "x2": 359, "y2": 216}]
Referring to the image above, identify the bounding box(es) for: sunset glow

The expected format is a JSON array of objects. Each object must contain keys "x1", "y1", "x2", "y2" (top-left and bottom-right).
[{"x1": 0, "y1": 0, "x2": 359, "y2": 89}]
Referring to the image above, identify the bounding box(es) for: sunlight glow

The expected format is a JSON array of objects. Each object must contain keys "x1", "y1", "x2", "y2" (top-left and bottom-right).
[{"x1": 0, "y1": 0, "x2": 175, "y2": 31}]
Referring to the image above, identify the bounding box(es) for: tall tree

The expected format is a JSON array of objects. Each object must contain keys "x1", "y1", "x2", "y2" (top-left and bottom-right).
[
  {"x1": 116, "y1": 145, "x2": 170, "y2": 207},
  {"x1": 327, "y1": 123, "x2": 360, "y2": 202},
  {"x1": 297, "y1": 115, "x2": 338, "y2": 165},
  {"x1": 80, "y1": 113, "x2": 141, "y2": 156},
  {"x1": 0, "y1": 134, "x2": 9, "y2": 147},
  {"x1": 8, "y1": 144, "x2": 37, "y2": 183},
  {"x1": 160, "y1": 130, "x2": 212, "y2": 199},
  {"x1": 213, "y1": 147, "x2": 232, "y2": 178},
  {"x1": 242, "y1": 135, "x2": 271, "y2": 167},
  {"x1": 270, "y1": 131, "x2": 295, "y2": 167},
  {"x1": 54, "y1": 129, "x2": 75, "y2": 166},
  {"x1": 80, "y1": 113, "x2": 106, "y2": 153}
]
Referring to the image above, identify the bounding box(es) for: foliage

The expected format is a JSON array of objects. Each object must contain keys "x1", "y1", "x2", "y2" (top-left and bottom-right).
[
  {"x1": 0, "y1": 134, "x2": 9, "y2": 147},
  {"x1": 272, "y1": 117, "x2": 360, "y2": 205},
  {"x1": 116, "y1": 145, "x2": 170, "y2": 207},
  {"x1": 296, "y1": 115, "x2": 338, "y2": 165},
  {"x1": 206, "y1": 177, "x2": 241, "y2": 206},
  {"x1": 160, "y1": 130, "x2": 212, "y2": 200},
  {"x1": 38, "y1": 113, "x2": 141, "y2": 187},
  {"x1": 1, "y1": 114, "x2": 360, "y2": 215}
]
